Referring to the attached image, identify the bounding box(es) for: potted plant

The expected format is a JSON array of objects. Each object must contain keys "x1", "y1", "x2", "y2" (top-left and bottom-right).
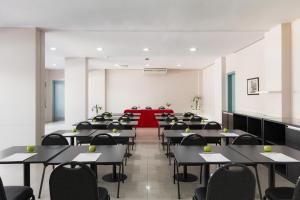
[
  {"x1": 192, "y1": 96, "x2": 201, "y2": 110},
  {"x1": 92, "y1": 104, "x2": 102, "y2": 115},
  {"x1": 166, "y1": 102, "x2": 171, "y2": 108}
]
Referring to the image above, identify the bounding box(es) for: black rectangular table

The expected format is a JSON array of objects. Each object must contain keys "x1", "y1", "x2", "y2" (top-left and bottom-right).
[
  {"x1": 0, "y1": 145, "x2": 69, "y2": 186},
  {"x1": 48, "y1": 145, "x2": 127, "y2": 198},
  {"x1": 171, "y1": 145, "x2": 251, "y2": 199},
  {"x1": 90, "y1": 121, "x2": 138, "y2": 129},
  {"x1": 53, "y1": 129, "x2": 97, "y2": 145},
  {"x1": 229, "y1": 145, "x2": 300, "y2": 188}
]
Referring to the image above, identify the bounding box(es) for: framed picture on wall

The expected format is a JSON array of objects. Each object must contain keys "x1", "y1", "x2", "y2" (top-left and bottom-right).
[{"x1": 247, "y1": 77, "x2": 259, "y2": 95}]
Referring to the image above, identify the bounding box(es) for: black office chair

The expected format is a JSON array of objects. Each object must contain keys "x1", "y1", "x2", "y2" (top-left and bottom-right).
[
  {"x1": 76, "y1": 121, "x2": 93, "y2": 145},
  {"x1": 90, "y1": 133, "x2": 117, "y2": 145},
  {"x1": 124, "y1": 112, "x2": 133, "y2": 117},
  {"x1": 183, "y1": 112, "x2": 194, "y2": 118},
  {"x1": 107, "y1": 121, "x2": 124, "y2": 130},
  {"x1": 166, "y1": 116, "x2": 178, "y2": 123},
  {"x1": 264, "y1": 177, "x2": 300, "y2": 200},
  {"x1": 145, "y1": 106, "x2": 152, "y2": 110},
  {"x1": 38, "y1": 134, "x2": 69, "y2": 198},
  {"x1": 118, "y1": 116, "x2": 130, "y2": 123},
  {"x1": 0, "y1": 177, "x2": 35, "y2": 200},
  {"x1": 49, "y1": 162, "x2": 110, "y2": 200},
  {"x1": 93, "y1": 115, "x2": 106, "y2": 122},
  {"x1": 203, "y1": 121, "x2": 222, "y2": 145},
  {"x1": 232, "y1": 134, "x2": 262, "y2": 200},
  {"x1": 131, "y1": 106, "x2": 138, "y2": 110},
  {"x1": 193, "y1": 164, "x2": 256, "y2": 200},
  {"x1": 101, "y1": 112, "x2": 112, "y2": 118},
  {"x1": 161, "y1": 112, "x2": 169, "y2": 117},
  {"x1": 190, "y1": 116, "x2": 203, "y2": 122},
  {"x1": 171, "y1": 122, "x2": 188, "y2": 130},
  {"x1": 180, "y1": 134, "x2": 207, "y2": 146},
  {"x1": 159, "y1": 106, "x2": 166, "y2": 110}
]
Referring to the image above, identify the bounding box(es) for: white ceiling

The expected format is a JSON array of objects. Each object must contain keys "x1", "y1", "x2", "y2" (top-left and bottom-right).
[{"x1": 1, "y1": 0, "x2": 300, "y2": 69}]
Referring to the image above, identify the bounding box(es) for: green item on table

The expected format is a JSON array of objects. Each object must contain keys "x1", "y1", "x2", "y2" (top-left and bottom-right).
[
  {"x1": 264, "y1": 145, "x2": 272, "y2": 152},
  {"x1": 203, "y1": 145, "x2": 212, "y2": 152},
  {"x1": 88, "y1": 145, "x2": 96, "y2": 152},
  {"x1": 26, "y1": 145, "x2": 35, "y2": 153},
  {"x1": 72, "y1": 127, "x2": 77, "y2": 132},
  {"x1": 223, "y1": 128, "x2": 229, "y2": 133},
  {"x1": 112, "y1": 128, "x2": 118, "y2": 133},
  {"x1": 185, "y1": 128, "x2": 191, "y2": 133}
]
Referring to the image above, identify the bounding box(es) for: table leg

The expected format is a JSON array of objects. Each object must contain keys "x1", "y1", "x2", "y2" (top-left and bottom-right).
[
  {"x1": 183, "y1": 166, "x2": 188, "y2": 179},
  {"x1": 113, "y1": 164, "x2": 117, "y2": 179},
  {"x1": 158, "y1": 125, "x2": 161, "y2": 140},
  {"x1": 162, "y1": 131, "x2": 165, "y2": 150},
  {"x1": 176, "y1": 161, "x2": 181, "y2": 199},
  {"x1": 268, "y1": 164, "x2": 275, "y2": 187},
  {"x1": 225, "y1": 138, "x2": 229, "y2": 145},
  {"x1": 203, "y1": 164, "x2": 210, "y2": 187},
  {"x1": 91, "y1": 164, "x2": 97, "y2": 179},
  {"x1": 23, "y1": 163, "x2": 30, "y2": 186},
  {"x1": 70, "y1": 137, "x2": 75, "y2": 146},
  {"x1": 117, "y1": 164, "x2": 121, "y2": 198}
]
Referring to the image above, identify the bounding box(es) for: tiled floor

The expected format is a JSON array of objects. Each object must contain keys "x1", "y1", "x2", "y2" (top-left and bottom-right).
[{"x1": 0, "y1": 124, "x2": 294, "y2": 200}]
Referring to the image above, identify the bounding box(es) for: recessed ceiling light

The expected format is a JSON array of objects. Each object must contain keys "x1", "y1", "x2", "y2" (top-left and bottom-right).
[
  {"x1": 176, "y1": 64, "x2": 181, "y2": 67},
  {"x1": 114, "y1": 64, "x2": 120, "y2": 67},
  {"x1": 145, "y1": 64, "x2": 150, "y2": 67},
  {"x1": 96, "y1": 47, "x2": 103, "y2": 52},
  {"x1": 50, "y1": 47, "x2": 56, "y2": 51},
  {"x1": 143, "y1": 48, "x2": 150, "y2": 52},
  {"x1": 52, "y1": 64, "x2": 57, "y2": 67},
  {"x1": 189, "y1": 47, "x2": 197, "y2": 52}
]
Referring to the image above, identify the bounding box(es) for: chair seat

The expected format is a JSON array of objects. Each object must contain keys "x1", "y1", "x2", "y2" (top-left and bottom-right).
[
  {"x1": 265, "y1": 187, "x2": 294, "y2": 200},
  {"x1": 5, "y1": 186, "x2": 34, "y2": 200},
  {"x1": 194, "y1": 187, "x2": 206, "y2": 200},
  {"x1": 98, "y1": 187, "x2": 110, "y2": 200}
]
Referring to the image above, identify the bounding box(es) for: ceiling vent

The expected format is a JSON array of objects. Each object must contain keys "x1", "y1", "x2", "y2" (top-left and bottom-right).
[{"x1": 143, "y1": 68, "x2": 167, "y2": 75}]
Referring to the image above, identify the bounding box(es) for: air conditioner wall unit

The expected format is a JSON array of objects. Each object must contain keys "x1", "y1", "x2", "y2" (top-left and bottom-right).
[{"x1": 143, "y1": 68, "x2": 167, "y2": 75}]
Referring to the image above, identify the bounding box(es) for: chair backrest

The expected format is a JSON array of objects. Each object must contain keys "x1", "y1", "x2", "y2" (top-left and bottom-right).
[
  {"x1": 183, "y1": 112, "x2": 194, "y2": 117},
  {"x1": 49, "y1": 162, "x2": 99, "y2": 200},
  {"x1": 0, "y1": 177, "x2": 7, "y2": 200},
  {"x1": 90, "y1": 133, "x2": 117, "y2": 145},
  {"x1": 180, "y1": 134, "x2": 207, "y2": 146},
  {"x1": 101, "y1": 112, "x2": 112, "y2": 118},
  {"x1": 131, "y1": 106, "x2": 138, "y2": 110},
  {"x1": 159, "y1": 106, "x2": 166, "y2": 110},
  {"x1": 93, "y1": 115, "x2": 105, "y2": 122},
  {"x1": 118, "y1": 116, "x2": 130, "y2": 122},
  {"x1": 161, "y1": 112, "x2": 169, "y2": 117},
  {"x1": 203, "y1": 121, "x2": 222, "y2": 130},
  {"x1": 190, "y1": 115, "x2": 203, "y2": 122},
  {"x1": 124, "y1": 112, "x2": 133, "y2": 117},
  {"x1": 107, "y1": 121, "x2": 123, "y2": 130},
  {"x1": 145, "y1": 106, "x2": 152, "y2": 110},
  {"x1": 171, "y1": 122, "x2": 188, "y2": 130},
  {"x1": 166, "y1": 116, "x2": 178, "y2": 122},
  {"x1": 206, "y1": 164, "x2": 256, "y2": 200},
  {"x1": 292, "y1": 177, "x2": 300, "y2": 200},
  {"x1": 76, "y1": 121, "x2": 92, "y2": 130},
  {"x1": 232, "y1": 134, "x2": 260, "y2": 145},
  {"x1": 42, "y1": 133, "x2": 69, "y2": 146}
]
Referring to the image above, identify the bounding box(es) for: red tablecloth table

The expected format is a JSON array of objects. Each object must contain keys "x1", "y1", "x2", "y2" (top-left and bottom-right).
[{"x1": 124, "y1": 109, "x2": 174, "y2": 127}]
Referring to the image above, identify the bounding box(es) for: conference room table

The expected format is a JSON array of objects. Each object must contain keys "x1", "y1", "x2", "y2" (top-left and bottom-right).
[
  {"x1": 0, "y1": 145, "x2": 69, "y2": 186},
  {"x1": 53, "y1": 129, "x2": 97, "y2": 145},
  {"x1": 89, "y1": 120, "x2": 138, "y2": 129},
  {"x1": 171, "y1": 145, "x2": 300, "y2": 199},
  {"x1": 48, "y1": 145, "x2": 127, "y2": 198},
  {"x1": 155, "y1": 115, "x2": 208, "y2": 121},
  {"x1": 89, "y1": 115, "x2": 140, "y2": 121},
  {"x1": 157, "y1": 121, "x2": 207, "y2": 140}
]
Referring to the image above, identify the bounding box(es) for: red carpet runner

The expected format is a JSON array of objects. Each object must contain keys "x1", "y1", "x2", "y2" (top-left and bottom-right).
[{"x1": 124, "y1": 109, "x2": 174, "y2": 128}]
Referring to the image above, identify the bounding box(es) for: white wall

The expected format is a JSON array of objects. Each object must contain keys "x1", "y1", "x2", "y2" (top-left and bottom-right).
[
  {"x1": 88, "y1": 69, "x2": 106, "y2": 117},
  {"x1": 0, "y1": 28, "x2": 45, "y2": 150},
  {"x1": 291, "y1": 19, "x2": 300, "y2": 118},
  {"x1": 45, "y1": 69, "x2": 64, "y2": 122},
  {"x1": 105, "y1": 69, "x2": 200, "y2": 113},
  {"x1": 65, "y1": 58, "x2": 88, "y2": 126}
]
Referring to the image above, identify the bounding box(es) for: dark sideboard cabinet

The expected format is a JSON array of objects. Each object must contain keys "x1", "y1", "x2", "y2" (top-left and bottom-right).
[{"x1": 222, "y1": 111, "x2": 300, "y2": 183}]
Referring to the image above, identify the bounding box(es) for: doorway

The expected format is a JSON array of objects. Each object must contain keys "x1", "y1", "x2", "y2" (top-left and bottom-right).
[
  {"x1": 53, "y1": 80, "x2": 65, "y2": 121},
  {"x1": 227, "y1": 72, "x2": 235, "y2": 112}
]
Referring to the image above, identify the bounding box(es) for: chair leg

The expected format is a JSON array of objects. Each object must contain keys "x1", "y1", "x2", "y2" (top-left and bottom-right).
[
  {"x1": 38, "y1": 165, "x2": 47, "y2": 198},
  {"x1": 254, "y1": 165, "x2": 263, "y2": 200},
  {"x1": 200, "y1": 165, "x2": 202, "y2": 184}
]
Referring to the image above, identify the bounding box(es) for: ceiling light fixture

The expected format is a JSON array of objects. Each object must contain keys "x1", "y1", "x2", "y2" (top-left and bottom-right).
[
  {"x1": 96, "y1": 47, "x2": 103, "y2": 52},
  {"x1": 189, "y1": 47, "x2": 197, "y2": 52},
  {"x1": 143, "y1": 48, "x2": 150, "y2": 52},
  {"x1": 50, "y1": 47, "x2": 56, "y2": 51}
]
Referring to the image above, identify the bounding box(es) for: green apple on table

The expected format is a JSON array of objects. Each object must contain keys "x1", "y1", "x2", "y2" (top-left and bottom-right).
[
  {"x1": 26, "y1": 145, "x2": 35, "y2": 153},
  {"x1": 112, "y1": 128, "x2": 118, "y2": 133},
  {"x1": 264, "y1": 145, "x2": 272, "y2": 152},
  {"x1": 88, "y1": 145, "x2": 96, "y2": 152},
  {"x1": 185, "y1": 128, "x2": 191, "y2": 133},
  {"x1": 72, "y1": 127, "x2": 77, "y2": 133},
  {"x1": 223, "y1": 128, "x2": 229, "y2": 133},
  {"x1": 203, "y1": 145, "x2": 212, "y2": 152}
]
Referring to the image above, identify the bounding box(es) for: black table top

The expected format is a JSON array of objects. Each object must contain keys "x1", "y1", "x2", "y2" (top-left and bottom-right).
[
  {"x1": 171, "y1": 145, "x2": 251, "y2": 165},
  {"x1": 154, "y1": 113, "x2": 183, "y2": 116},
  {"x1": 0, "y1": 146, "x2": 69, "y2": 164},
  {"x1": 48, "y1": 145, "x2": 127, "y2": 165},
  {"x1": 91, "y1": 130, "x2": 135, "y2": 138},
  {"x1": 54, "y1": 129, "x2": 97, "y2": 138},
  {"x1": 90, "y1": 121, "x2": 138, "y2": 127},
  {"x1": 164, "y1": 129, "x2": 248, "y2": 139},
  {"x1": 229, "y1": 145, "x2": 300, "y2": 164},
  {"x1": 114, "y1": 112, "x2": 141, "y2": 116},
  {"x1": 158, "y1": 121, "x2": 207, "y2": 127}
]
